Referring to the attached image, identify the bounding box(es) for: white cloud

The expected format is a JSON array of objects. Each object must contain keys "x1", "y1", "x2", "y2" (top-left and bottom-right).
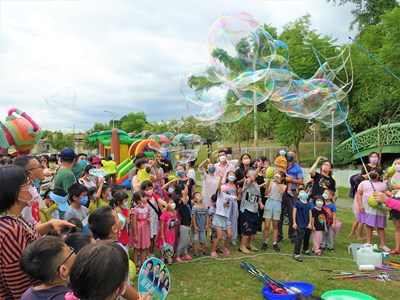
[{"x1": 0, "y1": 0, "x2": 356, "y2": 131}]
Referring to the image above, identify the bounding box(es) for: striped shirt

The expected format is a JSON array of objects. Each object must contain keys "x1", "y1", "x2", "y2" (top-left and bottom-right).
[{"x1": 0, "y1": 216, "x2": 40, "y2": 300}]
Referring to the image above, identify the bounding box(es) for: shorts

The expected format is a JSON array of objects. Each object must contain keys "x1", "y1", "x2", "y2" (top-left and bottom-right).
[
  {"x1": 263, "y1": 199, "x2": 281, "y2": 221},
  {"x1": 212, "y1": 214, "x2": 231, "y2": 231},
  {"x1": 192, "y1": 231, "x2": 207, "y2": 244},
  {"x1": 390, "y1": 209, "x2": 400, "y2": 222},
  {"x1": 240, "y1": 209, "x2": 258, "y2": 236}
]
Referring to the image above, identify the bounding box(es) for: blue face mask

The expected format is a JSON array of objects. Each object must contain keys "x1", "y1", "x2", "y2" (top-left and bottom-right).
[
  {"x1": 176, "y1": 170, "x2": 184, "y2": 177},
  {"x1": 118, "y1": 213, "x2": 126, "y2": 228},
  {"x1": 287, "y1": 155, "x2": 294, "y2": 162},
  {"x1": 249, "y1": 170, "x2": 255, "y2": 176},
  {"x1": 279, "y1": 150, "x2": 286, "y2": 156},
  {"x1": 207, "y1": 167, "x2": 216, "y2": 173},
  {"x1": 299, "y1": 193, "x2": 308, "y2": 200},
  {"x1": 80, "y1": 160, "x2": 88, "y2": 167},
  {"x1": 79, "y1": 195, "x2": 89, "y2": 206},
  {"x1": 228, "y1": 175, "x2": 235, "y2": 182},
  {"x1": 168, "y1": 187, "x2": 174, "y2": 194},
  {"x1": 34, "y1": 179, "x2": 41, "y2": 189}
]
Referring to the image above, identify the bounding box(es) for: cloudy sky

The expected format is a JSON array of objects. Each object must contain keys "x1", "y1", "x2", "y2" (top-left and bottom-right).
[{"x1": 0, "y1": 0, "x2": 356, "y2": 132}]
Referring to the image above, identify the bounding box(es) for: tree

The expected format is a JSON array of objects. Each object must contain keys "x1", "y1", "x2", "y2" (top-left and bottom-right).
[
  {"x1": 47, "y1": 131, "x2": 74, "y2": 151},
  {"x1": 119, "y1": 112, "x2": 150, "y2": 134},
  {"x1": 84, "y1": 122, "x2": 111, "y2": 150},
  {"x1": 328, "y1": 0, "x2": 399, "y2": 32}
]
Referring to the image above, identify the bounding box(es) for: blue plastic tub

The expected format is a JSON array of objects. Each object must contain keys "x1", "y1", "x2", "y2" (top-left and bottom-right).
[{"x1": 262, "y1": 282, "x2": 315, "y2": 300}]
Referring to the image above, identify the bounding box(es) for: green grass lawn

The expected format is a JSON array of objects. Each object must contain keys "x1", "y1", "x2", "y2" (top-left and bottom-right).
[{"x1": 164, "y1": 207, "x2": 400, "y2": 299}]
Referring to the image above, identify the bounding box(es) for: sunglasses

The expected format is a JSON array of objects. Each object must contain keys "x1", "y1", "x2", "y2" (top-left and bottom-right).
[{"x1": 49, "y1": 246, "x2": 75, "y2": 282}]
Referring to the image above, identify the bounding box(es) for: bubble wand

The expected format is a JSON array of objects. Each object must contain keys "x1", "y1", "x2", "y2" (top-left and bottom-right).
[{"x1": 311, "y1": 45, "x2": 375, "y2": 191}]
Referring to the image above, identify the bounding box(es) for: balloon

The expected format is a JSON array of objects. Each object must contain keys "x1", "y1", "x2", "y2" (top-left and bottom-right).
[
  {"x1": 266, "y1": 166, "x2": 275, "y2": 179},
  {"x1": 129, "y1": 260, "x2": 136, "y2": 281},
  {"x1": 386, "y1": 166, "x2": 396, "y2": 178},
  {"x1": 368, "y1": 195, "x2": 379, "y2": 208}
]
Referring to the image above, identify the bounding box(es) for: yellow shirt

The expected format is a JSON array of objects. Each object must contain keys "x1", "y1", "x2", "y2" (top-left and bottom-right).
[
  {"x1": 274, "y1": 155, "x2": 287, "y2": 173},
  {"x1": 101, "y1": 160, "x2": 117, "y2": 174},
  {"x1": 88, "y1": 200, "x2": 109, "y2": 213}
]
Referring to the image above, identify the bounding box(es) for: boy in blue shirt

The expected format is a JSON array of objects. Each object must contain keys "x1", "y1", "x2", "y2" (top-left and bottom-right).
[{"x1": 292, "y1": 189, "x2": 312, "y2": 262}]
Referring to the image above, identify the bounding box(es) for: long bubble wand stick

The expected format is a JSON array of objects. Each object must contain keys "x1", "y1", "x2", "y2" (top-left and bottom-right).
[
  {"x1": 349, "y1": 37, "x2": 400, "y2": 82},
  {"x1": 311, "y1": 45, "x2": 375, "y2": 191}
]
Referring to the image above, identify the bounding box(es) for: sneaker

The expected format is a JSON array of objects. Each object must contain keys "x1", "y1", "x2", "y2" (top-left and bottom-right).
[
  {"x1": 277, "y1": 236, "x2": 283, "y2": 243},
  {"x1": 221, "y1": 247, "x2": 231, "y2": 255},
  {"x1": 389, "y1": 250, "x2": 399, "y2": 255},
  {"x1": 211, "y1": 251, "x2": 219, "y2": 258},
  {"x1": 238, "y1": 247, "x2": 251, "y2": 254},
  {"x1": 261, "y1": 242, "x2": 268, "y2": 251},
  {"x1": 272, "y1": 243, "x2": 280, "y2": 252},
  {"x1": 183, "y1": 254, "x2": 192, "y2": 261},
  {"x1": 302, "y1": 250, "x2": 312, "y2": 256},
  {"x1": 293, "y1": 254, "x2": 303, "y2": 262},
  {"x1": 167, "y1": 258, "x2": 173, "y2": 264},
  {"x1": 175, "y1": 257, "x2": 183, "y2": 263}
]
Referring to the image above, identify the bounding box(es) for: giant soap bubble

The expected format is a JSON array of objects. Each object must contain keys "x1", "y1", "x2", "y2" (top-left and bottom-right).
[
  {"x1": 45, "y1": 87, "x2": 77, "y2": 109},
  {"x1": 180, "y1": 3, "x2": 352, "y2": 127}
]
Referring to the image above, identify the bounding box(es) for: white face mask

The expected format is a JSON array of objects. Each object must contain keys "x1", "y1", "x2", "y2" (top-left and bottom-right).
[
  {"x1": 122, "y1": 201, "x2": 128, "y2": 208},
  {"x1": 19, "y1": 185, "x2": 38, "y2": 207},
  {"x1": 219, "y1": 156, "x2": 227, "y2": 162},
  {"x1": 316, "y1": 201, "x2": 324, "y2": 208},
  {"x1": 170, "y1": 203, "x2": 176, "y2": 210}
]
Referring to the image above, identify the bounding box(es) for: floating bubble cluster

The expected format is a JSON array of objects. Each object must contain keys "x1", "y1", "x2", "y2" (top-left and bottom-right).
[
  {"x1": 44, "y1": 87, "x2": 77, "y2": 109},
  {"x1": 148, "y1": 133, "x2": 204, "y2": 166},
  {"x1": 180, "y1": 4, "x2": 352, "y2": 128}
]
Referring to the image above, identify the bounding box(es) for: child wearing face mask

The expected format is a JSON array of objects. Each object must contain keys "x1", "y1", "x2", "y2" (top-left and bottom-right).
[
  {"x1": 225, "y1": 171, "x2": 239, "y2": 246},
  {"x1": 141, "y1": 180, "x2": 167, "y2": 258},
  {"x1": 198, "y1": 158, "x2": 220, "y2": 209},
  {"x1": 311, "y1": 195, "x2": 327, "y2": 255},
  {"x1": 88, "y1": 178, "x2": 111, "y2": 212},
  {"x1": 274, "y1": 149, "x2": 287, "y2": 173},
  {"x1": 157, "y1": 197, "x2": 179, "y2": 264},
  {"x1": 191, "y1": 192, "x2": 208, "y2": 256},
  {"x1": 20, "y1": 236, "x2": 75, "y2": 300},
  {"x1": 110, "y1": 191, "x2": 130, "y2": 246},
  {"x1": 293, "y1": 189, "x2": 312, "y2": 262},
  {"x1": 320, "y1": 189, "x2": 337, "y2": 252},
  {"x1": 64, "y1": 183, "x2": 90, "y2": 234},
  {"x1": 129, "y1": 191, "x2": 152, "y2": 268}
]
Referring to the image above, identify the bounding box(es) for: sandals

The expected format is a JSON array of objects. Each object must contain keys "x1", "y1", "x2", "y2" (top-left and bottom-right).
[
  {"x1": 211, "y1": 251, "x2": 219, "y2": 258},
  {"x1": 221, "y1": 247, "x2": 231, "y2": 255},
  {"x1": 238, "y1": 247, "x2": 251, "y2": 254}
]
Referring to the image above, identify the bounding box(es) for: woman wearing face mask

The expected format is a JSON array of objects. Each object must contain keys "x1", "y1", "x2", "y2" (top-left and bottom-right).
[
  {"x1": 235, "y1": 154, "x2": 252, "y2": 189},
  {"x1": 357, "y1": 171, "x2": 389, "y2": 251},
  {"x1": 309, "y1": 156, "x2": 336, "y2": 202},
  {"x1": 0, "y1": 166, "x2": 75, "y2": 299},
  {"x1": 78, "y1": 164, "x2": 97, "y2": 189},
  {"x1": 198, "y1": 158, "x2": 220, "y2": 209}
]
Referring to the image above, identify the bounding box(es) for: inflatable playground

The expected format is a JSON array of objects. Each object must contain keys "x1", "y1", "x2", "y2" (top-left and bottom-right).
[{"x1": 87, "y1": 129, "x2": 175, "y2": 189}]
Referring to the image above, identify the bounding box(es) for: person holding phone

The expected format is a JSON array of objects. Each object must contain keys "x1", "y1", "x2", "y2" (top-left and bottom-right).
[{"x1": 309, "y1": 156, "x2": 336, "y2": 203}]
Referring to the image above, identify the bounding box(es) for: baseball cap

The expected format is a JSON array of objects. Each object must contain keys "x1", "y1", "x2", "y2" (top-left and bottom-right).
[{"x1": 59, "y1": 148, "x2": 76, "y2": 161}]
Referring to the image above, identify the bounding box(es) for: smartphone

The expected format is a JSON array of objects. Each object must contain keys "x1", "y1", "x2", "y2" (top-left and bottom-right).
[{"x1": 227, "y1": 147, "x2": 232, "y2": 154}]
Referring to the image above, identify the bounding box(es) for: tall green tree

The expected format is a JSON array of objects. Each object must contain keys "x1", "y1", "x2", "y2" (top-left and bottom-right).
[
  {"x1": 47, "y1": 131, "x2": 74, "y2": 151},
  {"x1": 119, "y1": 112, "x2": 150, "y2": 134},
  {"x1": 328, "y1": 0, "x2": 399, "y2": 31}
]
